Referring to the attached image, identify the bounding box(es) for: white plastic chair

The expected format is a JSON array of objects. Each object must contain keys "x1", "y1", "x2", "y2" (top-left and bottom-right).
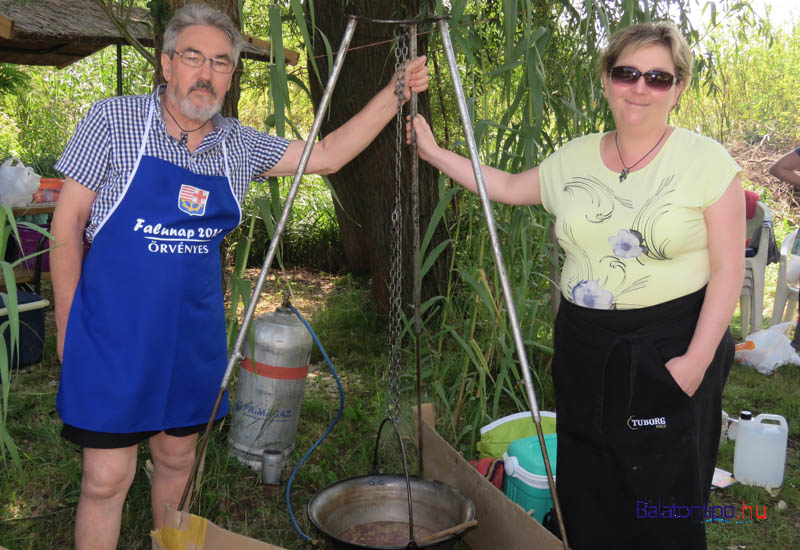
[
  {"x1": 771, "y1": 229, "x2": 800, "y2": 326},
  {"x1": 740, "y1": 202, "x2": 772, "y2": 337}
]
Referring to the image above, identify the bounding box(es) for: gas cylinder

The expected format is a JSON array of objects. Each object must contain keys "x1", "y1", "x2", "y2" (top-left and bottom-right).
[
  {"x1": 733, "y1": 410, "x2": 789, "y2": 488},
  {"x1": 229, "y1": 306, "x2": 313, "y2": 471}
]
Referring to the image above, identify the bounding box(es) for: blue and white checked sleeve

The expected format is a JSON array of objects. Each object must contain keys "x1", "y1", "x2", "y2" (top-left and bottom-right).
[
  {"x1": 55, "y1": 101, "x2": 112, "y2": 192},
  {"x1": 239, "y1": 126, "x2": 290, "y2": 183}
]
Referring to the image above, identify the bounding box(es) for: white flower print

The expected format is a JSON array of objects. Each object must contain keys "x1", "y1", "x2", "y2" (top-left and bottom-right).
[{"x1": 572, "y1": 280, "x2": 614, "y2": 310}]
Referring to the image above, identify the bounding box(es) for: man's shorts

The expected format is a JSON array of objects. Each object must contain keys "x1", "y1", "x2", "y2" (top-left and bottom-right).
[{"x1": 61, "y1": 422, "x2": 208, "y2": 449}]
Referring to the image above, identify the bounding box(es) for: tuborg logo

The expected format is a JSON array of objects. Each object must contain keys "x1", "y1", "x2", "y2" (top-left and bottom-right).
[
  {"x1": 627, "y1": 415, "x2": 667, "y2": 430},
  {"x1": 178, "y1": 184, "x2": 210, "y2": 216}
]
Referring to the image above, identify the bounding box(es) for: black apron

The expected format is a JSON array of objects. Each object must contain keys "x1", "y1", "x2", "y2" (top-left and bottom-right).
[{"x1": 552, "y1": 287, "x2": 733, "y2": 549}]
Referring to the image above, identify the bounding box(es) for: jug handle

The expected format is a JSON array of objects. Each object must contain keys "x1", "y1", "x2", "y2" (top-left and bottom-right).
[{"x1": 755, "y1": 414, "x2": 788, "y2": 429}]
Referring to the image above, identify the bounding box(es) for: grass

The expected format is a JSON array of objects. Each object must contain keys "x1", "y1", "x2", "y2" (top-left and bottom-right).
[
  {"x1": 708, "y1": 360, "x2": 800, "y2": 548},
  {"x1": 1, "y1": 255, "x2": 799, "y2": 549},
  {"x1": 0, "y1": 271, "x2": 421, "y2": 550}
]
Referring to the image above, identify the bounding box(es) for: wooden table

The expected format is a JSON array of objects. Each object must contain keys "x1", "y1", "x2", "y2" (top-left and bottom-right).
[{"x1": 11, "y1": 202, "x2": 57, "y2": 217}]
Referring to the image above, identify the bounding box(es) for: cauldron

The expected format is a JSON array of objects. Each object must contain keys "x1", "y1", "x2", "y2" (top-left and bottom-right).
[{"x1": 307, "y1": 473, "x2": 475, "y2": 550}]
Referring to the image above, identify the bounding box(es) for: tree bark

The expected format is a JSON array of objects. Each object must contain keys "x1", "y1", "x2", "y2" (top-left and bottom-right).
[{"x1": 305, "y1": 0, "x2": 448, "y2": 311}]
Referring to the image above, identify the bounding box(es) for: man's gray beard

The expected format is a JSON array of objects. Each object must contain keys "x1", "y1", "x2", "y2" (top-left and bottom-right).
[{"x1": 167, "y1": 85, "x2": 222, "y2": 123}]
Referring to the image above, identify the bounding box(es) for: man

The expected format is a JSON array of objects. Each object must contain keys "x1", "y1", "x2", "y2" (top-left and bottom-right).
[
  {"x1": 770, "y1": 147, "x2": 800, "y2": 187},
  {"x1": 769, "y1": 147, "x2": 800, "y2": 348},
  {"x1": 50, "y1": 4, "x2": 428, "y2": 549}
]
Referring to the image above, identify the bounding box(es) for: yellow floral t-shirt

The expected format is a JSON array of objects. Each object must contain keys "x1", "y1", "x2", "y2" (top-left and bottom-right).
[{"x1": 539, "y1": 127, "x2": 741, "y2": 309}]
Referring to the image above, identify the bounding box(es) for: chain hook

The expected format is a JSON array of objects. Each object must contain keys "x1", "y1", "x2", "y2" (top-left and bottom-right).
[{"x1": 386, "y1": 30, "x2": 409, "y2": 422}]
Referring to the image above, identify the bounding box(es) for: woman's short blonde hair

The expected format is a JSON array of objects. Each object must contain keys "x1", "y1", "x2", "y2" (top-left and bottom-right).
[{"x1": 599, "y1": 21, "x2": 692, "y2": 86}]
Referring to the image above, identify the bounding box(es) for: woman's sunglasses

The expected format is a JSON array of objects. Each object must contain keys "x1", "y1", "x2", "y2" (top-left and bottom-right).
[{"x1": 608, "y1": 66, "x2": 678, "y2": 91}]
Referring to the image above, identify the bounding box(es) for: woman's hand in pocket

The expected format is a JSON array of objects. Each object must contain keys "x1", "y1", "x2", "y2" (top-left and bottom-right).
[{"x1": 665, "y1": 354, "x2": 706, "y2": 397}]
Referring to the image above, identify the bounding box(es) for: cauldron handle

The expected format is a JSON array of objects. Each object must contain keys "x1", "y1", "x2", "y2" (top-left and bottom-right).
[{"x1": 371, "y1": 416, "x2": 418, "y2": 548}]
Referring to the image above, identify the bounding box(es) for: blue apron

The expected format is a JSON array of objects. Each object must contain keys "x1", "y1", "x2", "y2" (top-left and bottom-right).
[{"x1": 57, "y1": 103, "x2": 241, "y2": 433}]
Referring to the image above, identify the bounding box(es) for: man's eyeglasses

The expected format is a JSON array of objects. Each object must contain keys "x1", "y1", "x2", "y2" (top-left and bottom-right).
[
  {"x1": 174, "y1": 50, "x2": 235, "y2": 74},
  {"x1": 608, "y1": 66, "x2": 678, "y2": 91}
]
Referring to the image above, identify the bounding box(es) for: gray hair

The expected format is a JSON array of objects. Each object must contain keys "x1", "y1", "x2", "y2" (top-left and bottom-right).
[{"x1": 162, "y1": 2, "x2": 243, "y2": 64}]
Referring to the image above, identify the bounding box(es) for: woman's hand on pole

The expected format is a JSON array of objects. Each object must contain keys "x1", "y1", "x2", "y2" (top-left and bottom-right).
[
  {"x1": 407, "y1": 113, "x2": 439, "y2": 163},
  {"x1": 406, "y1": 114, "x2": 543, "y2": 206}
]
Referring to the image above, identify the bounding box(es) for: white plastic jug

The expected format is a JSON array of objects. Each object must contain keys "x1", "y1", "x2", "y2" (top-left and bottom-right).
[{"x1": 733, "y1": 410, "x2": 789, "y2": 488}]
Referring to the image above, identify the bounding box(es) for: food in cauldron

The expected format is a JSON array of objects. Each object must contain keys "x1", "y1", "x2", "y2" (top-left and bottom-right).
[{"x1": 339, "y1": 521, "x2": 436, "y2": 546}]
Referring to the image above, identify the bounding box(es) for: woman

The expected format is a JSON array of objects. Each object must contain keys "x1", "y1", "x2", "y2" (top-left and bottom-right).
[{"x1": 410, "y1": 21, "x2": 743, "y2": 549}]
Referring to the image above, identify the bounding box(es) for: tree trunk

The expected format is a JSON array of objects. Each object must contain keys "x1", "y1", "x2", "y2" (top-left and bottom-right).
[
  {"x1": 152, "y1": 0, "x2": 241, "y2": 118},
  {"x1": 305, "y1": 0, "x2": 448, "y2": 312}
]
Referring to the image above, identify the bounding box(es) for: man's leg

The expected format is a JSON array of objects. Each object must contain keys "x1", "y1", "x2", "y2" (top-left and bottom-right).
[
  {"x1": 149, "y1": 431, "x2": 197, "y2": 528},
  {"x1": 75, "y1": 445, "x2": 138, "y2": 550},
  {"x1": 793, "y1": 287, "x2": 800, "y2": 350}
]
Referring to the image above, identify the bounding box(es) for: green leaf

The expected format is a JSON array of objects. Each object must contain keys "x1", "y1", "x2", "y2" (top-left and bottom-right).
[
  {"x1": 450, "y1": 26, "x2": 476, "y2": 68},
  {"x1": 268, "y1": 4, "x2": 289, "y2": 137},
  {"x1": 0, "y1": 418, "x2": 22, "y2": 476},
  {"x1": 318, "y1": 30, "x2": 334, "y2": 84},
  {"x1": 290, "y1": 0, "x2": 322, "y2": 87},
  {"x1": 448, "y1": 0, "x2": 468, "y2": 25},
  {"x1": 420, "y1": 295, "x2": 444, "y2": 317},
  {"x1": 503, "y1": 0, "x2": 518, "y2": 70},
  {"x1": 421, "y1": 239, "x2": 450, "y2": 279},
  {"x1": 421, "y1": 184, "x2": 458, "y2": 257},
  {"x1": 457, "y1": 268, "x2": 495, "y2": 318},
  {"x1": 287, "y1": 73, "x2": 312, "y2": 102}
]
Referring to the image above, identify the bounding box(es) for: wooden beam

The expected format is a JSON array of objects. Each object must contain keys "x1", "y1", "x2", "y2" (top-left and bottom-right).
[
  {"x1": 0, "y1": 15, "x2": 14, "y2": 39},
  {"x1": 243, "y1": 34, "x2": 299, "y2": 66}
]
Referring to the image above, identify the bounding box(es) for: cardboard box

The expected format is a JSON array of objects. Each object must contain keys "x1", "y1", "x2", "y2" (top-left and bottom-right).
[
  {"x1": 151, "y1": 505, "x2": 286, "y2": 550},
  {"x1": 418, "y1": 404, "x2": 563, "y2": 550}
]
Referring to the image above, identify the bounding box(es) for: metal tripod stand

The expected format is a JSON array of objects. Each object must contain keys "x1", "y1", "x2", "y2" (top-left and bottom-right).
[{"x1": 179, "y1": 13, "x2": 569, "y2": 550}]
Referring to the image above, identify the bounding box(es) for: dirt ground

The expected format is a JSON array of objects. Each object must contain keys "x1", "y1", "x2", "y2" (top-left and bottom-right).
[
  {"x1": 729, "y1": 141, "x2": 800, "y2": 223},
  {"x1": 223, "y1": 265, "x2": 344, "y2": 322}
]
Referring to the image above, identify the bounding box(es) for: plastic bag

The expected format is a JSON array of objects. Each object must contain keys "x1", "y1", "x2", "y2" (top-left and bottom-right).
[
  {"x1": 0, "y1": 157, "x2": 40, "y2": 207},
  {"x1": 735, "y1": 322, "x2": 800, "y2": 375}
]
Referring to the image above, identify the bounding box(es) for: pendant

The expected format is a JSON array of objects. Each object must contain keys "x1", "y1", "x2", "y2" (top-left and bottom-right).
[
  {"x1": 180, "y1": 132, "x2": 188, "y2": 145},
  {"x1": 619, "y1": 168, "x2": 629, "y2": 182}
]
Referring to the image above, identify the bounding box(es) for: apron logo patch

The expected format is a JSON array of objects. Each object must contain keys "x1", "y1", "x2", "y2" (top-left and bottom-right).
[
  {"x1": 627, "y1": 415, "x2": 667, "y2": 430},
  {"x1": 178, "y1": 184, "x2": 210, "y2": 216}
]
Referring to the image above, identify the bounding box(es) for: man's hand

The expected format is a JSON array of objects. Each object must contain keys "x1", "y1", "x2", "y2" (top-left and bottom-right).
[{"x1": 394, "y1": 55, "x2": 429, "y2": 102}]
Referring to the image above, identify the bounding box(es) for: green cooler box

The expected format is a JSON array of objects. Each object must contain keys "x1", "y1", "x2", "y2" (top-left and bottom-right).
[{"x1": 502, "y1": 432, "x2": 557, "y2": 523}]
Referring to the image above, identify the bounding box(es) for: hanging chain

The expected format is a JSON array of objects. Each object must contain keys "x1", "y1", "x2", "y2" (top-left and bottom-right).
[{"x1": 386, "y1": 32, "x2": 409, "y2": 422}]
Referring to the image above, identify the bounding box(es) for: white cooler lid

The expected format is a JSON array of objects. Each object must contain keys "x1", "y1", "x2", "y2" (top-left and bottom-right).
[{"x1": 503, "y1": 451, "x2": 553, "y2": 488}]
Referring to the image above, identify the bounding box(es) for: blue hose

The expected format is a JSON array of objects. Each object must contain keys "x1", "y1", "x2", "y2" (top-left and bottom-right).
[{"x1": 285, "y1": 304, "x2": 345, "y2": 542}]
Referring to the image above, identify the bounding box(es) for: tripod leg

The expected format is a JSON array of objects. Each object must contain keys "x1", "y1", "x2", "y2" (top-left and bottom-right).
[
  {"x1": 179, "y1": 15, "x2": 360, "y2": 512},
  {"x1": 436, "y1": 18, "x2": 570, "y2": 550}
]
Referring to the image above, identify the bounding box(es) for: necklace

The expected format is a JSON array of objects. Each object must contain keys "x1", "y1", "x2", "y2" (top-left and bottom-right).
[
  {"x1": 163, "y1": 101, "x2": 209, "y2": 145},
  {"x1": 614, "y1": 127, "x2": 668, "y2": 182}
]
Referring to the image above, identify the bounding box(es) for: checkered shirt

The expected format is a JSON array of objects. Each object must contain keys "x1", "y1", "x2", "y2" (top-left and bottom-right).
[{"x1": 55, "y1": 85, "x2": 289, "y2": 241}]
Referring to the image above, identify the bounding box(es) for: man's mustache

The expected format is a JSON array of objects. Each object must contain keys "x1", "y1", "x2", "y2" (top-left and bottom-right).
[{"x1": 189, "y1": 81, "x2": 216, "y2": 97}]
